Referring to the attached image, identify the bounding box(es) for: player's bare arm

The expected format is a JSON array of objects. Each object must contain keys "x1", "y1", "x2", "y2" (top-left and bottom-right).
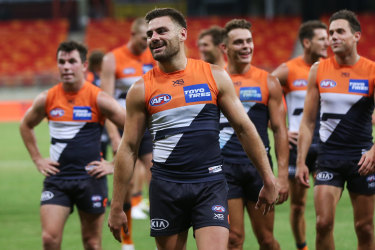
[
  {"x1": 101, "y1": 52, "x2": 122, "y2": 153},
  {"x1": 211, "y1": 64, "x2": 278, "y2": 214},
  {"x1": 97, "y1": 91, "x2": 126, "y2": 129},
  {"x1": 271, "y1": 62, "x2": 289, "y2": 86},
  {"x1": 296, "y1": 62, "x2": 320, "y2": 187},
  {"x1": 108, "y1": 78, "x2": 147, "y2": 242},
  {"x1": 20, "y1": 91, "x2": 60, "y2": 176},
  {"x1": 358, "y1": 92, "x2": 375, "y2": 175},
  {"x1": 267, "y1": 74, "x2": 289, "y2": 204}
]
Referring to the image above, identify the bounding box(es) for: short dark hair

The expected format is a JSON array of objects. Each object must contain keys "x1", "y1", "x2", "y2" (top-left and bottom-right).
[
  {"x1": 329, "y1": 9, "x2": 361, "y2": 33},
  {"x1": 299, "y1": 20, "x2": 327, "y2": 46},
  {"x1": 198, "y1": 26, "x2": 225, "y2": 46},
  {"x1": 145, "y1": 8, "x2": 187, "y2": 29},
  {"x1": 56, "y1": 41, "x2": 88, "y2": 63},
  {"x1": 224, "y1": 19, "x2": 252, "y2": 35},
  {"x1": 88, "y1": 50, "x2": 104, "y2": 72}
]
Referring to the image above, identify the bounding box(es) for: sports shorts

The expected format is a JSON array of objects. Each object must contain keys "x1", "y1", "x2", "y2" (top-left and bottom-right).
[
  {"x1": 223, "y1": 161, "x2": 264, "y2": 202},
  {"x1": 40, "y1": 177, "x2": 108, "y2": 214},
  {"x1": 149, "y1": 178, "x2": 229, "y2": 237},
  {"x1": 288, "y1": 144, "x2": 318, "y2": 179},
  {"x1": 315, "y1": 159, "x2": 375, "y2": 195}
]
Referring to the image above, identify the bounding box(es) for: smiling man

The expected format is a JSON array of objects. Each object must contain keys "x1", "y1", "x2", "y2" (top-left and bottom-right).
[
  {"x1": 297, "y1": 9, "x2": 375, "y2": 250},
  {"x1": 20, "y1": 41, "x2": 125, "y2": 250},
  {"x1": 108, "y1": 8, "x2": 279, "y2": 250},
  {"x1": 198, "y1": 25, "x2": 226, "y2": 68}
]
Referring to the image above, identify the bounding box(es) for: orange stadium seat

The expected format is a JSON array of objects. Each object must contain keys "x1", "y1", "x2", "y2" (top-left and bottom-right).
[{"x1": 0, "y1": 19, "x2": 69, "y2": 86}]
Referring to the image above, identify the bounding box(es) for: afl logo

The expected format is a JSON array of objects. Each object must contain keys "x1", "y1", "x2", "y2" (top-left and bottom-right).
[
  {"x1": 50, "y1": 108, "x2": 65, "y2": 118},
  {"x1": 150, "y1": 94, "x2": 171, "y2": 106},
  {"x1": 320, "y1": 80, "x2": 336, "y2": 88},
  {"x1": 367, "y1": 175, "x2": 375, "y2": 182},
  {"x1": 316, "y1": 171, "x2": 333, "y2": 181},
  {"x1": 212, "y1": 205, "x2": 226, "y2": 213},
  {"x1": 293, "y1": 79, "x2": 307, "y2": 87},
  {"x1": 151, "y1": 219, "x2": 169, "y2": 230}
]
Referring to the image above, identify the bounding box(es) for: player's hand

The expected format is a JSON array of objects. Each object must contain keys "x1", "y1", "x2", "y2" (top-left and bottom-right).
[
  {"x1": 358, "y1": 146, "x2": 375, "y2": 175},
  {"x1": 108, "y1": 208, "x2": 128, "y2": 242},
  {"x1": 35, "y1": 158, "x2": 60, "y2": 176},
  {"x1": 288, "y1": 131, "x2": 298, "y2": 149},
  {"x1": 86, "y1": 160, "x2": 114, "y2": 178},
  {"x1": 296, "y1": 163, "x2": 310, "y2": 188},
  {"x1": 276, "y1": 176, "x2": 289, "y2": 204},
  {"x1": 255, "y1": 177, "x2": 279, "y2": 215}
]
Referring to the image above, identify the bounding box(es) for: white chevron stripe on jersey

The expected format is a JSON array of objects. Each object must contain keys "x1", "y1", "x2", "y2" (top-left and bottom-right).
[
  {"x1": 319, "y1": 92, "x2": 362, "y2": 142},
  {"x1": 285, "y1": 90, "x2": 306, "y2": 132},
  {"x1": 153, "y1": 133, "x2": 183, "y2": 163},
  {"x1": 49, "y1": 121, "x2": 86, "y2": 162}
]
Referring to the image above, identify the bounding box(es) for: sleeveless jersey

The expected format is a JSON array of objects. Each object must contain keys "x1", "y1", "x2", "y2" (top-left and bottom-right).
[
  {"x1": 144, "y1": 58, "x2": 223, "y2": 182},
  {"x1": 112, "y1": 45, "x2": 154, "y2": 107},
  {"x1": 86, "y1": 71, "x2": 101, "y2": 87},
  {"x1": 316, "y1": 56, "x2": 375, "y2": 160},
  {"x1": 220, "y1": 65, "x2": 270, "y2": 164},
  {"x1": 285, "y1": 56, "x2": 319, "y2": 143},
  {"x1": 45, "y1": 82, "x2": 105, "y2": 179}
]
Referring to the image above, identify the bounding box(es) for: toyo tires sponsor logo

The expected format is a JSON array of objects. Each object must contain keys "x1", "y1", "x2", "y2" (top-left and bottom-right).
[
  {"x1": 150, "y1": 94, "x2": 171, "y2": 106},
  {"x1": 316, "y1": 171, "x2": 333, "y2": 181}
]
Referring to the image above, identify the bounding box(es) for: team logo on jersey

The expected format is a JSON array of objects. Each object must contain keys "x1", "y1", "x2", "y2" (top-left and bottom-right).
[
  {"x1": 320, "y1": 79, "x2": 336, "y2": 88},
  {"x1": 293, "y1": 79, "x2": 308, "y2": 87},
  {"x1": 212, "y1": 205, "x2": 226, "y2": 213},
  {"x1": 50, "y1": 108, "x2": 65, "y2": 118},
  {"x1": 316, "y1": 171, "x2": 333, "y2": 181},
  {"x1": 142, "y1": 64, "x2": 153, "y2": 74},
  {"x1": 73, "y1": 106, "x2": 92, "y2": 120},
  {"x1": 173, "y1": 79, "x2": 184, "y2": 86},
  {"x1": 349, "y1": 79, "x2": 369, "y2": 94},
  {"x1": 239, "y1": 87, "x2": 262, "y2": 101},
  {"x1": 123, "y1": 67, "x2": 135, "y2": 75},
  {"x1": 183, "y1": 84, "x2": 212, "y2": 103},
  {"x1": 151, "y1": 219, "x2": 169, "y2": 230},
  {"x1": 150, "y1": 94, "x2": 172, "y2": 106}
]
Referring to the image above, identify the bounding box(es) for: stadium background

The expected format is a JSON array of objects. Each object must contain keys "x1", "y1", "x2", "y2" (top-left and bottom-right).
[{"x1": 0, "y1": 0, "x2": 374, "y2": 249}]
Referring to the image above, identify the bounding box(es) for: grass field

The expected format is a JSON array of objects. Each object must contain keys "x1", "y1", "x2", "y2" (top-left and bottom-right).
[{"x1": 0, "y1": 121, "x2": 359, "y2": 249}]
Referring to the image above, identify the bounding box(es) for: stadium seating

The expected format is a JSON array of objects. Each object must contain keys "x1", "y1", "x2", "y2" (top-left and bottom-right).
[{"x1": 0, "y1": 19, "x2": 69, "y2": 86}]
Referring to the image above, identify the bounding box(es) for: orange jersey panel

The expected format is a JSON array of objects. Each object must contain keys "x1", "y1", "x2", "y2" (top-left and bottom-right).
[{"x1": 284, "y1": 56, "x2": 311, "y2": 94}]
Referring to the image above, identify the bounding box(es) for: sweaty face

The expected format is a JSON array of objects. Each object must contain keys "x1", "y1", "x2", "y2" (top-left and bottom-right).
[
  {"x1": 57, "y1": 50, "x2": 86, "y2": 85},
  {"x1": 310, "y1": 28, "x2": 329, "y2": 58},
  {"x1": 198, "y1": 35, "x2": 220, "y2": 64},
  {"x1": 329, "y1": 19, "x2": 359, "y2": 55},
  {"x1": 226, "y1": 28, "x2": 253, "y2": 65},
  {"x1": 146, "y1": 16, "x2": 181, "y2": 62},
  {"x1": 132, "y1": 24, "x2": 148, "y2": 55}
]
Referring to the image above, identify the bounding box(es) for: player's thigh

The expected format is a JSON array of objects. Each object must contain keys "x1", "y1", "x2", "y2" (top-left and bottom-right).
[
  {"x1": 40, "y1": 204, "x2": 70, "y2": 236},
  {"x1": 289, "y1": 178, "x2": 308, "y2": 205},
  {"x1": 78, "y1": 209, "x2": 105, "y2": 239},
  {"x1": 246, "y1": 201, "x2": 275, "y2": 239},
  {"x1": 314, "y1": 185, "x2": 342, "y2": 222},
  {"x1": 349, "y1": 192, "x2": 375, "y2": 229},
  {"x1": 228, "y1": 198, "x2": 245, "y2": 235},
  {"x1": 155, "y1": 231, "x2": 188, "y2": 250},
  {"x1": 195, "y1": 226, "x2": 229, "y2": 250}
]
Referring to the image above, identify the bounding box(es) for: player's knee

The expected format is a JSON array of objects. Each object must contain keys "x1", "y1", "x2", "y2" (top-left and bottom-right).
[
  {"x1": 82, "y1": 236, "x2": 101, "y2": 250},
  {"x1": 228, "y1": 229, "x2": 244, "y2": 249},
  {"x1": 316, "y1": 217, "x2": 334, "y2": 234},
  {"x1": 258, "y1": 235, "x2": 279, "y2": 250},
  {"x1": 354, "y1": 219, "x2": 374, "y2": 243},
  {"x1": 291, "y1": 202, "x2": 305, "y2": 216},
  {"x1": 42, "y1": 231, "x2": 61, "y2": 248}
]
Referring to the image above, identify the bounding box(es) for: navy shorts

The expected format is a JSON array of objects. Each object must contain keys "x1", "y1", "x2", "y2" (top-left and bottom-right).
[
  {"x1": 223, "y1": 161, "x2": 265, "y2": 202},
  {"x1": 40, "y1": 177, "x2": 108, "y2": 214},
  {"x1": 138, "y1": 128, "x2": 153, "y2": 157},
  {"x1": 149, "y1": 178, "x2": 229, "y2": 237},
  {"x1": 288, "y1": 144, "x2": 318, "y2": 179},
  {"x1": 315, "y1": 160, "x2": 375, "y2": 195}
]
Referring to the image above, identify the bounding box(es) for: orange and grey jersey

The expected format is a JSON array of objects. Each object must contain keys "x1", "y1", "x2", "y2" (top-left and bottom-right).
[
  {"x1": 45, "y1": 82, "x2": 105, "y2": 179},
  {"x1": 112, "y1": 45, "x2": 154, "y2": 107},
  {"x1": 144, "y1": 59, "x2": 223, "y2": 183},
  {"x1": 317, "y1": 56, "x2": 375, "y2": 160},
  {"x1": 220, "y1": 66, "x2": 270, "y2": 164},
  {"x1": 284, "y1": 56, "x2": 319, "y2": 143}
]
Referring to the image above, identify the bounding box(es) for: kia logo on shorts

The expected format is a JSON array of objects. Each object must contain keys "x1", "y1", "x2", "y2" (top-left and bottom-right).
[
  {"x1": 151, "y1": 219, "x2": 169, "y2": 230},
  {"x1": 316, "y1": 171, "x2": 333, "y2": 181},
  {"x1": 211, "y1": 205, "x2": 225, "y2": 213},
  {"x1": 150, "y1": 94, "x2": 172, "y2": 106},
  {"x1": 41, "y1": 191, "x2": 54, "y2": 201},
  {"x1": 320, "y1": 80, "x2": 337, "y2": 88}
]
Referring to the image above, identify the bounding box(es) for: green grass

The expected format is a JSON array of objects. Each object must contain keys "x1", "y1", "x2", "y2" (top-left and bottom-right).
[{"x1": 0, "y1": 122, "x2": 358, "y2": 249}]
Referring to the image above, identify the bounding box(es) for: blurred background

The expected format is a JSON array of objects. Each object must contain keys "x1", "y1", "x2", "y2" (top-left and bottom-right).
[{"x1": 0, "y1": 0, "x2": 375, "y2": 121}]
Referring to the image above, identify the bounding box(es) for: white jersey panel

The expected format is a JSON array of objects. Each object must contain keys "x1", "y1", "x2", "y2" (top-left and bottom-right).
[{"x1": 285, "y1": 90, "x2": 306, "y2": 132}]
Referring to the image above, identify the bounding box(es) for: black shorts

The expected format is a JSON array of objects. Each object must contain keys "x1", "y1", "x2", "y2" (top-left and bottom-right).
[
  {"x1": 40, "y1": 177, "x2": 108, "y2": 214},
  {"x1": 288, "y1": 144, "x2": 318, "y2": 179},
  {"x1": 315, "y1": 160, "x2": 375, "y2": 195},
  {"x1": 149, "y1": 178, "x2": 229, "y2": 237},
  {"x1": 138, "y1": 128, "x2": 153, "y2": 157},
  {"x1": 223, "y1": 161, "x2": 264, "y2": 202}
]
